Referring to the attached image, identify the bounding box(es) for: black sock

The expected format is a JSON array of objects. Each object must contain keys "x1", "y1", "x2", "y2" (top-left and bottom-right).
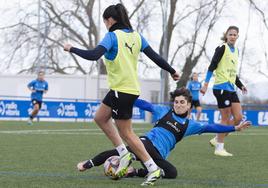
[
  {"x1": 83, "y1": 160, "x2": 94, "y2": 169},
  {"x1": 30, "y1": 115, "x2": 34, "y2": 120}
]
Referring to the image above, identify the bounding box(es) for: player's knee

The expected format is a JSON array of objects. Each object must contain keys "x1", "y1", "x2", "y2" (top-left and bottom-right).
[
  {"x1": 94, "y1": 115, "x2": 106, "y2": 125},
  {"x1": 164, "y1": 167, "x2": 177, "y2": 179},
  {"x1": 234, "y1": 115, "x2": 243, "y2": 125}
]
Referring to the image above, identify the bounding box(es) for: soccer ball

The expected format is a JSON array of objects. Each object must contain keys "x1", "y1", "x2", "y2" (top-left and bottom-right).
[{"x1": 104, "y1": 156, "x2": 120, "y2": 179}]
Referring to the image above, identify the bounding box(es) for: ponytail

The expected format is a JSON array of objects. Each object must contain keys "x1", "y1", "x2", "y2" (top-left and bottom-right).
[
  {"x1": 103, "y1": 3, "x2": 132, "y2": 30},
  {"x1": 221, "y1": 26, "x2": 239, "y2": 42}
]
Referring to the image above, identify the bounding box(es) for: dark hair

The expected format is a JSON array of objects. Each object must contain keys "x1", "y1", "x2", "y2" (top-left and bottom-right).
[
  {"x1": 221, "y1": 26, "x2": 239, "y2": 42},
  {"x1": 190, "y1": 72, "x2": 197, "y2": 81},
  {"x1": 170, "y1": 87, "x2": 192, "y2": 104},
  {"x1": 102, "y1": 3, "x2": 132, "y2": 30},
  {"x1": 38, "y1": 71, "x2": 45, "y2": 75}
]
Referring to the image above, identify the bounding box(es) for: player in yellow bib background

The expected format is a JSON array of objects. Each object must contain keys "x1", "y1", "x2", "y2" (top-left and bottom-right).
[
  {"x1": 201, "y1": 26, "x2": 248, "y2": 157},
  {"x1": 64, "y1": 3, "x2": 179, "y2": 186}
]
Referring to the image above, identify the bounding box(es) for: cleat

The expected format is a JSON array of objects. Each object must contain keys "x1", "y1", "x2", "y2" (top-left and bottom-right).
[
  {"x1": 77, "y1": 160, "x2": 93, "y2": 172},
  {"x1": 214, "y1": 149, "x2": 233, "y2": 157},
  {"x1": 115, "y1": 152, "x2": 134, "y2": 178},
  {"x1": 27, "y1": 119, "x2": 33, "y2": 125},
  {"x1": 209, "y1": 137, "x2": 217, "y2": 147},
  {"x1": 141, "y1": 168, "x2": 164, "y2": 186}
]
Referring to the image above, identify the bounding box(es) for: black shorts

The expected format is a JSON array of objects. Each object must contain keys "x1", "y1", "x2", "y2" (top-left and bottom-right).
[
  {"x1": 213, "y1": 89, "x2": 240, "y2": 109},
  {"x1": 31, "y1": 99, "x2": 42, "y2": 109},
  {"x1": 102, "y1": 90, "x2": 139, "y2": 120},
  {"x1": 191, "y1": 100, "x2": 201, "y2": 108}
]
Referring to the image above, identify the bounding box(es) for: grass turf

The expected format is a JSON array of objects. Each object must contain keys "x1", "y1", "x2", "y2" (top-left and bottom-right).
[{"x1": 0, "y1": 121, "x2": 268, "y2": 188}]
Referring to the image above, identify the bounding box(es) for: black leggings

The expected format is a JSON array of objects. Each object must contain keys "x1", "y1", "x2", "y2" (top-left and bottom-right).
[{"x1": 90, "y1": 137, "x2": 177, "y2": 179}]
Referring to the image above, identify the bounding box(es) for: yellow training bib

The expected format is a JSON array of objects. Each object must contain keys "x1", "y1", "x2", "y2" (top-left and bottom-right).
[
  {"x1": 104, "y1": 30, "x2": 142, "y2": 95},
  {"x1": 214, "y1": 43, "x2": 239, "y2": 85}
]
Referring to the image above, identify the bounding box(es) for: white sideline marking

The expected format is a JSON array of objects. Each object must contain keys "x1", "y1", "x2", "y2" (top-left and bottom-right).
[{"x1": 0, "y1": 128, "x2": 149, "y2": 135}]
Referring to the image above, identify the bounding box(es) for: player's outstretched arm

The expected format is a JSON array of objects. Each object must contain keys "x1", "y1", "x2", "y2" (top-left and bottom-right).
[
  {"x1": 134, "y1": 99, "x2": 154, "y2": 113},
  {"x1": 201, "y1": 121, "x2": 251, "y2": 134},
  {"x1": 63, "y1": 44, "x2": 106, "y2": 61}
]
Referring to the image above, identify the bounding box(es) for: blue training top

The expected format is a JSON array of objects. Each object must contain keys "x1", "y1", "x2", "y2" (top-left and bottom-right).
[
  {"x1": 98, "y1": 29, "x2": 149, "y2": 61},
  {"x1": 187, "y1": 81, "x2": 201, "y2": 101},
  {"x1": 27, "y1": 79, "x2": 48, "y2": 101},
  {"x1": 134, "y1": 99, "x2": 235, "y2": 159}
]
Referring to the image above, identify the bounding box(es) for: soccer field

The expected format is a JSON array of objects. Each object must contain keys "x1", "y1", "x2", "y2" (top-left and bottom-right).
[{"x1": 0, "y1": 121, "x2": 267, "y2": 188}]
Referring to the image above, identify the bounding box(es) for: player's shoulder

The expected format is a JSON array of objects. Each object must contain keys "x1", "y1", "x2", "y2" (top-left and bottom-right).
[{"x1": 214, "y1": 43, "x2": 225, "y2": 53}]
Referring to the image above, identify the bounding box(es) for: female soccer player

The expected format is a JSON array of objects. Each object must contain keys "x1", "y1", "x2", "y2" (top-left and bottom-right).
[
  {"x1": 187, "y1": 72, "x2": 202, "y2": 121},
  {"x1": 200, "y1": 26, "x2": 248, "y2": 157},
  {"x1": 27, "y1": 71, "x2": 48, "y2": 125},
  {"x1": 63, "y1": 3, "x2": 179, "y2": 185},
  {"x1": 76, "y1": 88, "x2": 250, "y2": 182}
]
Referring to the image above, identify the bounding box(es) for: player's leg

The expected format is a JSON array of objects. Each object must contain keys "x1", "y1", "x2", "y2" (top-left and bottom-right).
[
  {"x1": 130, "y1": 137, "x2": 177, "y2": 179},
  {"x1": 28, "y1": 101, "x2": 40, "y2": 125},
  {"x1": 93, "y1": 91, "x2": 137, "y2": 178},
  {"x1": 112, "y1": 91, "x2": 163, "y2": 185},
  {"x1": 230, "y1": 102, "x2": 243, "y2": 125},
  {"x1": 211, "y1": 90, "x2": 233, "y2": 156},
  {"x1": 229, "y1": 93, "x2": 243, "y2": 125},
  {"x1": 77, "y1": 149, "x2": 119, "y2": 171},
  {"x1": 115, "y1": 119, "x2": 163, "y2": 181},
  {"x1": 195, "y1": 102, "x2": 202, "y2": 121},
  {"x1": 94, "y1": 103, "x2": 123, "y2": 147}
]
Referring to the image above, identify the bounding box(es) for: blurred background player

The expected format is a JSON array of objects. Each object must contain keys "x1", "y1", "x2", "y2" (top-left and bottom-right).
[
  {"x1": 201, "y1": 26, "x2": 247, "y2": 156},
  {"x1": 64, "y1": 3, "x2": 179, "y2": 186},
  {"x1": 76, "y1": 88, "x2": 251, "y2": 179},
  {"x1": 27, "y1": 71, "x2": 48, "y2": 125},
  {"x1": 187, "y1": 72, "x2": 202, "y2": 121}
]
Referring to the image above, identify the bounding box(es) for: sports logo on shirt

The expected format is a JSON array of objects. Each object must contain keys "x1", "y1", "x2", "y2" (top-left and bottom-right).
[{"x1": 125, "y1": 42, "x2": 135, "y2": 54}]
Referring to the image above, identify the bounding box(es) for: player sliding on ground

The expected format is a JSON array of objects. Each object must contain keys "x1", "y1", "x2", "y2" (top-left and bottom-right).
[
  {"x1": 77, "y1": 88, "x2": 251, "y2": 182},
  {"x1": 64, "y1": 3, "x2": 179, "y2": 186}
]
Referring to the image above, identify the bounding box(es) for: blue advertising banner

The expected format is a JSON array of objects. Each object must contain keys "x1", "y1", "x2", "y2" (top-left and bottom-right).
[
  {"x1": 190, "y1": 109, "x2": 268, "y2": 126},
  {"x1": 0, "y1": 99, "x2": 267, "y2": 125},
  {"x1": 0, "y1": 99, "x2": 145, "y2": 120}
]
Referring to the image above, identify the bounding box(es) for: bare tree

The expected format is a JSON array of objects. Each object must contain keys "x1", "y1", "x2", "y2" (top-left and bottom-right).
[
  {"x1": 0, "y1": 0, "x2": 148, "y2": 74},
  {"x1": 157, "y1": 0, "x2": 226, "y2": 101},
  {"x1": 176, "y1": 0, "x2": 226, "y2": 88}
]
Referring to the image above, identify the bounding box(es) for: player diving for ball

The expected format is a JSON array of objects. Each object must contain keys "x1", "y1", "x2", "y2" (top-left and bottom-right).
[{"x1": 76, "y1": 87, "x2": 251, "y2": 183}]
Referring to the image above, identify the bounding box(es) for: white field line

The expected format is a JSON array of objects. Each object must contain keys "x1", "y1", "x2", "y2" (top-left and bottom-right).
[
  {"x1": 0, "y1": 128, "x2": 149, "y2": 135},
  {"x1": 0, "y1": 129, "x2": 268, "y2": 136}
]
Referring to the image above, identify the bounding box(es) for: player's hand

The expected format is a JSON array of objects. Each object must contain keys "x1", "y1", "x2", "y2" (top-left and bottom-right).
[
  {"x1": 200, "y1": 83, "x2": 208, "y2": 95},
  {"x1": 171, "y1": 72, "x2": 180, "y2": 81},
  {"x1": 235, "y1": 121, "x2": 251, "y2": 131},
  {"x1": 64, "y1": 44, "x2": 73, "y2": 52},
  {"x1": 241, "y1": 86, "x2": 247, "y2": 95}
]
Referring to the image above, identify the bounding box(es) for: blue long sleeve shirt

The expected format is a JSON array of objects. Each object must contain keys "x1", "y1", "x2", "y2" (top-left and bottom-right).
[
  {"x1": 134, "y1": 99, "x2": 235, "y2": 159},
  {"x1": 27, "y1": 79, "x2": 48, "y2": 101}
]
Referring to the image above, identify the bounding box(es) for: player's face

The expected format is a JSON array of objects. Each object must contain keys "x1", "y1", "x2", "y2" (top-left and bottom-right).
[
  {"x1": 173, "y1": 96, "x2": 191, "y2": 115},
  {"x1": 38, "y1": 72, "x2": 44, "y2": 81},
  {"x1": 192, "y1": 73, "x2": 198, "y2": 81},
  {"x1": 226, "y1": 29, "x2": 238, "y2": 45}
]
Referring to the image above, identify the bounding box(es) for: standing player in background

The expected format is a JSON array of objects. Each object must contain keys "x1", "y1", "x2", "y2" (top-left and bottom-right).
[
  {"x1": 63, "y1": 3, "x2": 179, "y2": 186},
  {"x1": 201, "y1": 26, "x2": 247, "y2": 157},
  {"x1": 187, "y1": 72, "x2": 202, "y2": 121},
  {"x1": 27, "y1": 71, "x2": 48, "y2": 125}
]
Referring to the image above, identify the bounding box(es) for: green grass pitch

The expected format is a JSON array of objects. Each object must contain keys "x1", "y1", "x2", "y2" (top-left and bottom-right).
[{"x1": 0, "y1": 121, "x2": 268, "y2": 188}]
